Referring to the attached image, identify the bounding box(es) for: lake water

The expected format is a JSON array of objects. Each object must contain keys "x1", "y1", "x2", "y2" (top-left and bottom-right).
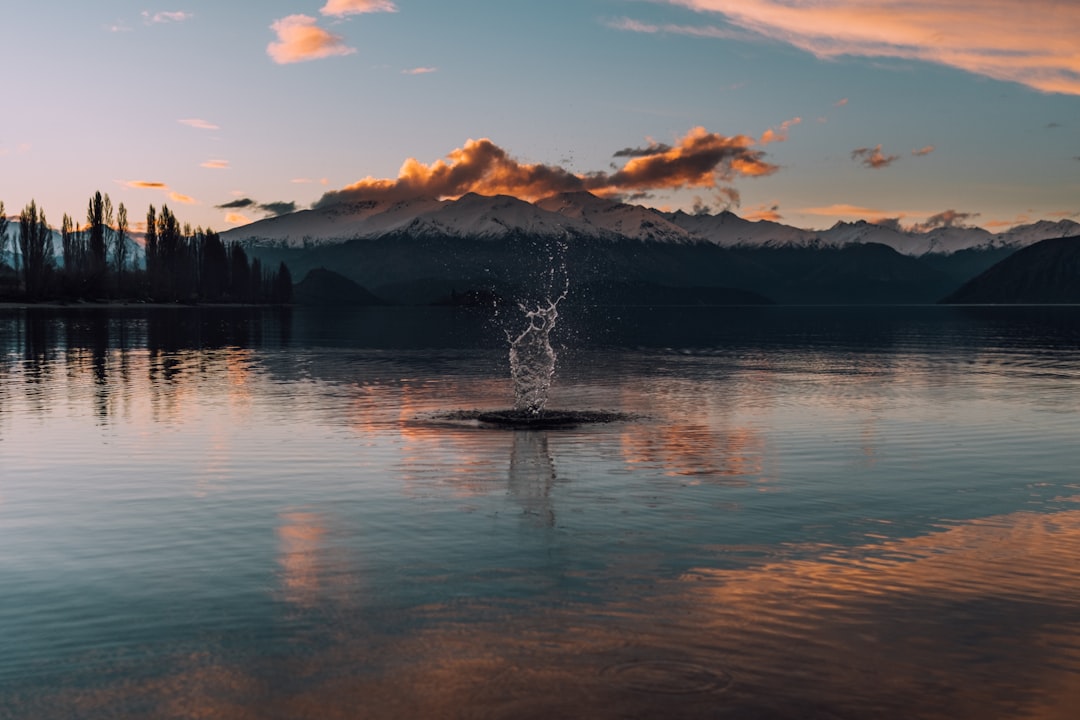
[{"x1": 2, "y1": 305, "x2": 1080, "y2": 719}]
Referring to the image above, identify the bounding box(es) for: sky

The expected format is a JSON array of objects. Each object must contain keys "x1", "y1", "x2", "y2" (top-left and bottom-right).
[{"x1": 1, "y1": 0, "x2": 1078, "y2": 234}]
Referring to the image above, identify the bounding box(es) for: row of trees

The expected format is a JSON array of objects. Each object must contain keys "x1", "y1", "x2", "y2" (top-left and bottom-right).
[{"x1": 0, "y1": 193, "x2": 292, "y2": 304}]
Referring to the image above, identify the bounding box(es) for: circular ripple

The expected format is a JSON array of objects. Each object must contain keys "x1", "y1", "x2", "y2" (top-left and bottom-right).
[
  {"x1": 431, "y1": 409, "x2": 636, "y2": 429},
  {"x1": 601, "y1": 660, "x2": 733, "y2": 695}
]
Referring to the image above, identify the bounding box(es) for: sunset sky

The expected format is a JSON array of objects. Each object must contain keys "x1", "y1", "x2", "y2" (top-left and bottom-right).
[{"x1": 1, "y1": 0, "x2": 1078, "y2": 233}]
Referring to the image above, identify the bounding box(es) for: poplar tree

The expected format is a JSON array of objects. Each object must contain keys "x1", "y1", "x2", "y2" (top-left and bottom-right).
[
  {"x1": 114, "y1": 202, "x2": 129, "y2": 286},
  {"x1": 18, "y1": 200, "x2": 54, "y2": 299},
  {"x1": 0, "y1": 201, "x2": 8, "y2": 268}
]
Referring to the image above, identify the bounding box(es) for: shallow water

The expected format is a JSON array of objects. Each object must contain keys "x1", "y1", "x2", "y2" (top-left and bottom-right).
[{"x1": 2, "y1": 305, "x2": 1080, "y2": 719}]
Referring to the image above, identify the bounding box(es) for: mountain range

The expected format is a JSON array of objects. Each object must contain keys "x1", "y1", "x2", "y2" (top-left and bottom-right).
[{"x1": 211, "y1": 192, "x2": 1078, "y2": 306}]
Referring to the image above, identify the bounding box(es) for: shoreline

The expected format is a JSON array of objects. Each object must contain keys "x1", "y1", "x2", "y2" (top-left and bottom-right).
[{"x1": 0, "y1": 301, "x2": 289, "y2": 310}]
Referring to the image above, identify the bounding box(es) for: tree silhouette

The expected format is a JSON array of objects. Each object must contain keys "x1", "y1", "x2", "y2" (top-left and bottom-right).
[
  {"x1": 18, "y1": 200, "x2": 55, "y2": 300},
  {"x1": 0, "y1": 200, "x2": 9, "y2": 269},
  {"x1": 114, "y1": 202, "x2": 129, "y2": 291}
]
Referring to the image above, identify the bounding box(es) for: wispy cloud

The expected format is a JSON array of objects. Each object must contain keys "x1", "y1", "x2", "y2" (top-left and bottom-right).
[
  {"x1": 744, "y1": 203, "x2": 783, "y2": 222},
  {"x1": 660, "y1": 0, "x2": 1080, "y2": 95},
  {"x1": 169, "y1": 191, "x2": 197, "y2": 205},
  {"x1": 851, "y1": 144, "x2": 899, "y2": 169},
  {"x1": 834, "y1": 97, "x2": 849, "y2": 107},
  {"x1": 123, "y1": 180, "x2": 198, "y2": 205},
  {"x1": 179, "y1": 118, "x2": 219, "y2": 130},
  {"x1": 910, "y1": 209, "x2": 979, "y2": 232},
  {"x1": 607, "y1": 16, "x2": 750, "y2": 41},
  {"x1": 106, "y1": 22, "x2": 132, "y2": 33},
  {"x1": 402, "y1": 66, "x2": 438, "y2": 75},
  {"x1": 268, "y1": 15, "x2": 356, "y2": 64},
  {"x1": 316, "y1": 128, "x2": 778, "y2": 207},
  {"x1": 200, "y1": 159, "x2": 230, "y2": 169},
  {"x1": 216, "y1": 197, "x2": 297, "y2": 217},
  {"x1": 802, "y1": 203, "x2": 884, "y2": 218},
  {"x1": 321, "y1": 0, "x2": 397, "y2": 17},
  {"x1": 142, "y1": 10, "x2": 193, "y2": 25},
  {"x1": 911, "y1": 145, "x2": 936, "y2": 157},
  {"x1": 225, "y1": 213, "x2": 251, "y2": 225},
  {"x1": 760, "y1": 116, "x2": 801, "y2": 145}
]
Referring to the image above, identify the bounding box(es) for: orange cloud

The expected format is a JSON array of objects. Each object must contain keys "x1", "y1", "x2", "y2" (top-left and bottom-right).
[
  {"x1": 123, "y1": 180, "x2": 198, "y2": 206},
  {"x1": 267, "y1": 15, "x2": 356, "y2": 64},
  {"x1": 402, "y1": 66, "x2": 437, "y2": 75},
  {"x1": 320, "y1": 0, "x2": 397, "y2": 17},
  {"x1": 169, "y1": 191, "x2": 197, "y2": 205},
  {"x1": 663, "y1": 0, "x2": 1080, "y2": 95},
  {"x1": 911, "y1": 145, "x2": 936, "y2": 157},
  {"x1": 744, "y1": 203, "x2": 783, "y2": 222},
  {"x1": 802, "y1": 203, "x2": 885, "y2": 218},
  {"x1": 759, "y1": 116, "x2": 801, "y2": 145},
  {"x1": 834, "y1": 97, "x2": 849, "y2": 107},
  {"x1": 225, "y1": 213, "x2": 251, "y2": 225},
  {"x1": 200, "y1": 159, "x2": 230, "y2": 169},
  {"x1": 316, "y1": 128, "x2": 779, "y2": 207}
]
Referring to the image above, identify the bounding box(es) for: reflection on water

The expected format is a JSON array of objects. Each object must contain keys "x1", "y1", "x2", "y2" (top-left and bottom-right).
[{"x1": 2, "y1": 306, "x2": 1080, "y2": 718}]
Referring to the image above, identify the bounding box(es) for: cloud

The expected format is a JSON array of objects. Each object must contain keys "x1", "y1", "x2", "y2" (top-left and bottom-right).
[
  {"x1": 802, "y1": 203, "x2": 884, "y2": 218},
  {"x1": 216, "y1": 198, "x2": 256, "y2": 209},
  {"x1": 142, "y1": 11, "x2": 193, "y2": 24},
  {"x1": 259, "y1": 201, "x2": 298, "y2": 217},
  {"x1": 744, "y1": 203, "x2": 783, "y2": 222},
  {"x1": 200, "y1": 159, "x2": 230, "y2": 169},
  {"x1": 870, "y1": 217, "x2": 905, "y2": 232},
  {"x1": 216, "y1": 197, "x2": 297, "y2": 217},
  {"x1": 320, "y1": 0, "x2": 397, "y2": 17},
  {"x1": 834, "y1": 98, "x2": 849, "y2": 107},
  {"x1": 911, "y1": 209, "x2": 979, "y2": 232},
  {"x1": 760, "y1": 116, "x2": 801, "y2": 145},
  {"x1": 613, "y1": 140, "x2": 673, "y2": 158},
  {"x1": 660, "y1": 0, "x2": 1080, "y2": 95},
  {"x1": 179, "y1": 118, "x2": 219, "y2": 130},
  {"x1": 124, "y1": 180, "x2": 198, "y2": 206},
  {"x1": 607, "y1": 16, "x2": 752, "y2": 41},
  {"x1": 911, "y1": 145, "x2": 936, "y2": 157},
  {"x1": 169, "y1": 191, "x2": 197, "y2": 205},
  {"x1": 1045, "y1": 122, "x2": 1061, "y2": 129},
  {"x1": 225, "y1": 213, "x2": 251, "y2": 225},
  {"x1": 315, "y1": 128, "x2": 779, "y2": 207},
  {"x1": 402, "y1": 66, "x2": 438, "y2": 75},
  {"x1": 851, "y1": 144, "x2": 899, "y2": 169},
  {"x1": 268, "y1": 15, "x2": 356, "y2": 64}
]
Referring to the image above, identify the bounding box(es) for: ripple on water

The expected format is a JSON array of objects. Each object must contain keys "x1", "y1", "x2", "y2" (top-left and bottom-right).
[{"x1": 600, "y1": 659, "x2": 733, "y2": 695}]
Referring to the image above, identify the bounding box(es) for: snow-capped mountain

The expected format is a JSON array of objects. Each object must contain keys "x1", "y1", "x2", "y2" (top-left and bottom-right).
[
  {"x1": 222, "y1": 191, "x2": 1078, "y2": 258},
  {"x1": 536, "y1": 192, "x2": 696, "y2": 244}
]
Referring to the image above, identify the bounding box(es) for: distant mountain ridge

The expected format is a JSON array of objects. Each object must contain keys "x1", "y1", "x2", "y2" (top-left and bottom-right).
[{"x1": 222, "y1": 191, "x2": 1079, "y2": 258}]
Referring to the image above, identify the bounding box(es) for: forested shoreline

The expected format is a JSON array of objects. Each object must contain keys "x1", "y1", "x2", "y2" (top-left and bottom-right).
[{"x1": 0, "y1": 192, "x2": 291, "y2": 305}]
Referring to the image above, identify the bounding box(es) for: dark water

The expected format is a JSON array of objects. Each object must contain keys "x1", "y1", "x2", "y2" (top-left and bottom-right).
[{"x1": 2, "y1": 305, "x2": 1080, "y2": 719}]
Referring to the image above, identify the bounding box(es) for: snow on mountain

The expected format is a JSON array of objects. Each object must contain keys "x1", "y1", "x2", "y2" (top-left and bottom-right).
[
  {"x1": 537, "y1": 192, "x2": 696, "y2": 243},
  {"x1": 221, "y1": 197, "x2": 449, "y2": 246},
  {"x1": 395, "y1": 192, "x2": 595, "y2": 240},
  {"x1": 222, "y1": 190, "x2": 1077, "y2": 258},
  {"x1": 664, "y1": 209, "x2": 811, "y2": 247},
  {"x1": 993, "y1": 219, "x2": 1080, "y2": 246}
]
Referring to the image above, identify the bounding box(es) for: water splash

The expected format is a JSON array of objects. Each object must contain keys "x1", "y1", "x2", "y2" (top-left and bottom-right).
[
  {"x1": 508, "y1": 286, "x2": 567, "y2": 416},
  {"x1": 505, "y1": 248, "x2": 569, "y2": 417}
]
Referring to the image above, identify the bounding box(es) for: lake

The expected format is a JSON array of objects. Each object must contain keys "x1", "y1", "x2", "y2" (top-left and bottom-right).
[{"x1": 2, "y1": 304, "x2": 1080, "y2": 719}]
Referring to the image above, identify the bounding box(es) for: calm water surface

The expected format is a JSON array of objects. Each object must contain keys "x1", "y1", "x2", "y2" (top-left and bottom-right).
[{"x1": 2, "y1": 305, "x2": 1080, "y2": 719}]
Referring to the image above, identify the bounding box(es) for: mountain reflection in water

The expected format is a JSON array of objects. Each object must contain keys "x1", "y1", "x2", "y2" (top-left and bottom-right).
[{"x1": 2, "y1": 305, "x2": 1080, "y2": 719}]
